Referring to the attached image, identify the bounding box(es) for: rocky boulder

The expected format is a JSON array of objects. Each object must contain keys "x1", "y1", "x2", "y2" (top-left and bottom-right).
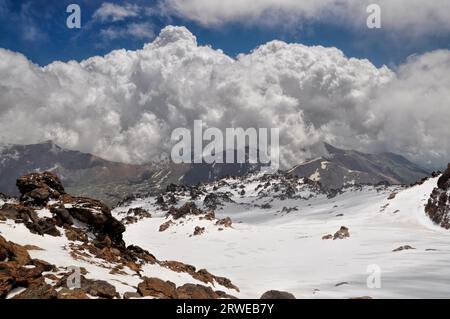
[
  {"x1": 203, "y1": 192, "x2": 233, "y2": 210},
  {"x1": 333, "y1": 226, "x2": 350, "y2": 240},
  {"x1": 0, "y1": 235, "x2": 31, "y2": 265},
  {"x1": 216, "y1": 217, "x2": 232, "y2": 228},
  {"x1": 167, "y1": 202, "x2": 203, "y2": 220},
  {"x1": 137, "y1": 277, "x2": 177, "y2": 299},
  {"x1": 0, "y1": 236, "x2": 52, "y2": 298},
  {"x1": 176, "y1": 283, "x2": 219, "y2": 299},
  {"x1": 425, "y1": 164, "x2": 450, "y2": 229},
  {"x1": 16, "y1": 172, "x2": 65, "y2": 205},
  {"x1": 260, "y1": 290, "x2": 296, "y2": 299},
  {"x1": 64, "y1": 197, "x2": 125, "y2": 245},
  {"x1": 79, "y1": 276, "x2": 118, "y2": 299},
  {"x1": 437, "y1": 164, "x2": 450, "y2": 190},
  {"x1": 57, "y1": 288, "x2": 89, "y2": 299},
  {"x1": 13, "y1": 279, "x2": 58, "y2": 299},
  {"x1": 193, "y1": 226, "x2": 205, "y2": 236}
]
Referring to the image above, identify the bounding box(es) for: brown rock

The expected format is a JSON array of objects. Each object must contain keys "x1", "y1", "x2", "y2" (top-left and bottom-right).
[
  {"x1": 93, "y1": 235, "x2": 112, "y2": 249},
  {"x1": 23, "y1": 245, "x2": 45, "y2": 251},
  {"x1": 0, "y1": 203, "x2": 35, "y2": 221},
  {"x1": 125, "y1": 261, "x2": 141, "y2": 272},
  {"x1": 388, "y1": 192, "x2": 397, "y2": 200},
  {"x1": 393, "y1": 245, "x2": 416, "y2": 252},
  {"x1": 50, "y1": 206, "x2": 74, "y2": 226},
  {"x1": 0, "y1": 204, "x2": 60, "y2": 237},
  {"x1": 137, "y1": 277, "x2": 177, "y2": 299},
  {"x1": 437, "y1": 164, "x2": 450, "y2": 190},
  {"x1": 260, "y1": 290, "x2": 296, "y2": 299},
  {"x1": 66, "y1": 228, "x2": 89, "y2": 242},
  {"x1": 24, "y1": 217, "x2": 61, "y2": 237},
  {"x1": 0, "y1": 266, "x2": 15, "y2": 297},
  {"x1": 333, "y1": 226, "x2": 350, "y2": 240},
  {"x1": 214, "y1": 275, "x2": 240, "y2": 292},
  {"x1": 167, "y1": 202, "x2": 203, "y2": 220},
  {"x1": 203, "y1": 211, "x2": 215, "y2": 221},
  {"x1": 0, "y1": 235, "x2": 31, "y2": 265},
  {"x1": 121, "y1": 216, "x2": 138, "y2": 225},
  {"x1": 65, "y1": 197, "x2": 125, "y2": 245},
  {"x1": 127, "y1": 207, "x2": 152, "y2": 219},
  {"x1": 322, "y1": 234, "x2": 333, "y2": 240},
  {"x1": 0, "y1": 247, "x2": 7, "y2": 262},
  {"x1": 161, "y1": 260, "x2": 196, "y2": 274},
  {"x1": 29, "y1": 187, "x2": 51, "y2": 203},
  {"x1": 0, "y1": 263, "x2": 44, "y2": 298},
  {"x1": 126, "y1": 245, "x2": 157, "y2": 264},
  {"x1": 109, "y1": 267, "x2": 127, "y2": 276},
  {"x1": 425, "y1": 186, "x2": 450, "y2": 229},
  {"x1": 159, "y1": 220, "x2": 173, "y2": 232},
  {"x1": 123, "y1": 291, "x2": 142, "y2": 299},
  {"x1": 16, "y1": 172, "x2": 65, "y2": 196},
  {"x1": 57, "y1": 288, "x2": 89, "y2": 299},
  {"x1": 13, "y1": 279, "x2": 58, "y2": 299},
  {"x1": 216, "y1": 217, "x2": 232, "y2": 228},
  {"x1": 193, "y1": 226, "x2": 205, "y2": 236},
  {"x1": 16, "y1": 172, "x2": 65, "y2": 205},
  {"x1": 176, "y1": 283, "x2": 219, "y2": 299},
  {"x1": 193, "y1": 268, "x2": 214, "y2": 285},
  {"x1": 29, "y1": 259, "x2": 57, "y2": 272},
  {"x1": 79, "y1": 276, "x2": 118, "y2": 299}
]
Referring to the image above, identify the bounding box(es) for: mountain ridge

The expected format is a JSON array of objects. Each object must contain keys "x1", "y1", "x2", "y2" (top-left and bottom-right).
[
  {"x1": 287, "y1": 142, "x2": 429, "y2": 189},
  {"x1": 0, "y1": 141, "x2": 430, "y2": 205}
]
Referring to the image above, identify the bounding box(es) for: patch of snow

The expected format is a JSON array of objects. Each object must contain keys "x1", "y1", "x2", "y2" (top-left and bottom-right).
[
  {"x1": 116, "y1": 176, "x2": 450, "y2": 298},
  {"x1": 309, "y1": 169, "x2": 321, "y2": 182},
  {"x1": 35, "y1": 208, "x2": 53, "y2": 219},
  {"x1": 6, "y1": 287, "x2": 26, "y2": 299}
]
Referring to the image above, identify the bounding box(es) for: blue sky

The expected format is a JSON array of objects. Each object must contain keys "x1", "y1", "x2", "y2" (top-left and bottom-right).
[
  {"x1": 0, "y1": 1, "x2": 450, "y2": 168},
  {"x1": 1, "y1": 0, "x2": 449, "y2": 68}
]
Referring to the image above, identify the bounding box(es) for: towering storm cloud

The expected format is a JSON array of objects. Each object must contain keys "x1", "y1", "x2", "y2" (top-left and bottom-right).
[{"x1": 0, "y1": 26, "x2": 449, "y2": 169}]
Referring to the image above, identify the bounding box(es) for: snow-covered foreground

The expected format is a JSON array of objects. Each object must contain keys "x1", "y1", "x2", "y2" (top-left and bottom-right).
[
  {"x1": 115, "y1": 177, "x2": 450, "y2": 299},
  {"x1": 0, "y1": 217, "x2": 240, "y2": 298}
]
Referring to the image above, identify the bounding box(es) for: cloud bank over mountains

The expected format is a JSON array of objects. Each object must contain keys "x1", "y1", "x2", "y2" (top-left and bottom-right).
[{"x1": 0, "y1": 26, "x2": 449, "y2": 169}]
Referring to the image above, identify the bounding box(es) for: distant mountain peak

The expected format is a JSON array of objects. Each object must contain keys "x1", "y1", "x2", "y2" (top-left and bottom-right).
[{"x1": 289, "y1": 143, "x2": 429, "y2": 189}]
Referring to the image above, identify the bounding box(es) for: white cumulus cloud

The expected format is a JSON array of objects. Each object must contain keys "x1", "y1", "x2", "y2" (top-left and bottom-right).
[
  {"x1": 0, "y1": 26, "x2": 449, "y2": 169},
  {"x1": 163, "y1": 0, "x2": 450, "y2": 35},
  {"x1": 93, "y1": 2, "x2": 140, "y2": 22},
  {"x1": 100, "y1": 22, "x2": 155, "y2": 40}
]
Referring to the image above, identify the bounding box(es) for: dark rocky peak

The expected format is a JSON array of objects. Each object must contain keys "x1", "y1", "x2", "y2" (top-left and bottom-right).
[
  {"x1": 437, "y1": 163, "x2": 450, "y2": 190},
  {"x1": 2, "y1": 171, "x2": 125, "y2": 246},
  {"x1": 425, "y1": 163, "x2": 450, "y2": 229}
]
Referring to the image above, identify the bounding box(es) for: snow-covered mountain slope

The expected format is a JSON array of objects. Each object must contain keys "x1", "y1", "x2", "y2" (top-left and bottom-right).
[
  {"x1": 0, "y1": 141, "x2": 429, "y2": 207},
  {"x1": 114, "y1": 172, "x2": 450, "y2": 299},
  {"x1": 0, "y1": 141, "x2": 163, "y2": 206},
  {"x1": 287, "y1": 143, "x2": 429, "y2": 189}
]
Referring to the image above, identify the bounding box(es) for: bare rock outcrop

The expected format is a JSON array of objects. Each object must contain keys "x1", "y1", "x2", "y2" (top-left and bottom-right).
[
  {"x1": 425, "y1": 164, "x2": 450, "y2": 229},
  {"x1": 333, "y1": 226, "x2": 350, "y2": 240},
  {"x1": 1, "y1": 172, "x2": 240, "y2": 299},
  {"x1": 260, "y1": 290, "x2": 296, "y2": 299}
]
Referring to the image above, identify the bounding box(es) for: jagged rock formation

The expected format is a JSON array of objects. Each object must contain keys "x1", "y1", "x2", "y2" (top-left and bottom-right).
[
  {"x1": 425, "y1": 164, "x2": 450, "y2": 229},
  {"x1": 0, "y1": 172, "x2": 239, "y2": 299}
]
